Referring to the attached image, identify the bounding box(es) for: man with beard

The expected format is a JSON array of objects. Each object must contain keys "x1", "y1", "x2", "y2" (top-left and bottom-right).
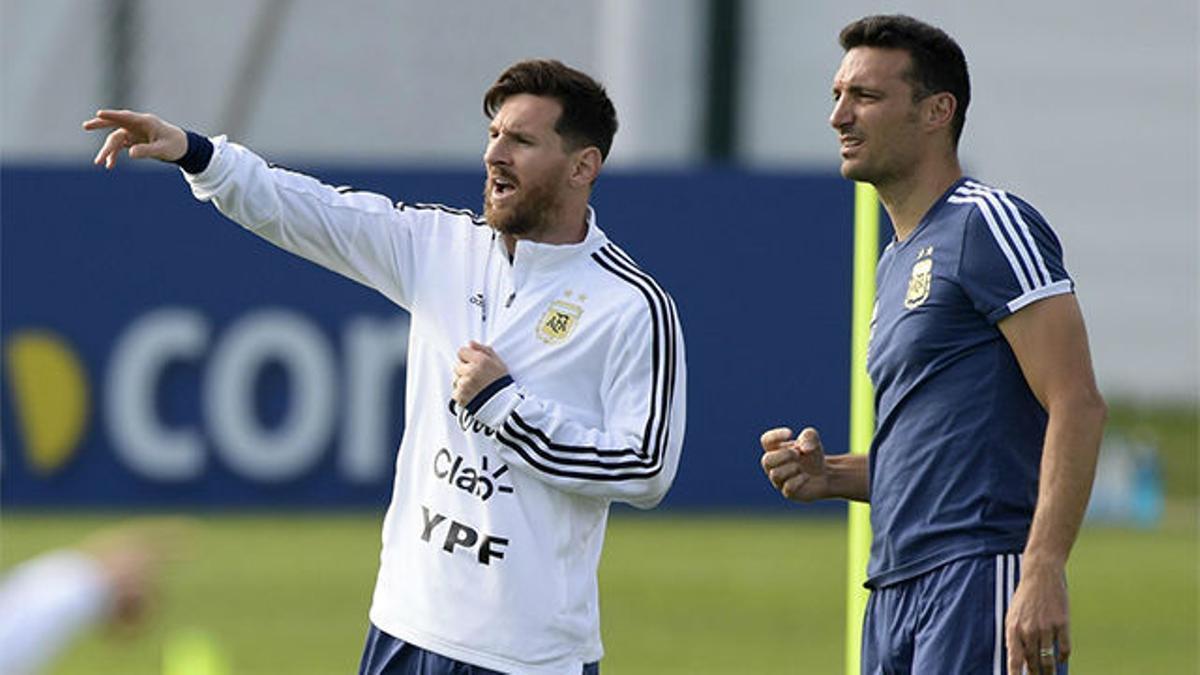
[
  {"x1": 758, "y1": 15, "x2": 1105, "y2": 675},
  {"x1": 84, "y1": 59, "x2": 686, "y2": 675}
]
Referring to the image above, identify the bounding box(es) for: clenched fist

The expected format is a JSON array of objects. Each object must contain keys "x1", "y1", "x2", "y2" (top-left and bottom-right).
[
  {"x1": 760, "y1": 426, "x2": 831, "y2": 502},
  {"x1": 452, "y1": 341, "x2": 510, "y2": 407}
]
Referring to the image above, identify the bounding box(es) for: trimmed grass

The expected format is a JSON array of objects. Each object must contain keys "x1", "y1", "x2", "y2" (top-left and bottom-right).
[
  {"x1": 599, "y1": 516, "x2": 846, "y2": 674},
  {"x1": 1, "y1": 510, "x2": 1196, "y2": 674}
]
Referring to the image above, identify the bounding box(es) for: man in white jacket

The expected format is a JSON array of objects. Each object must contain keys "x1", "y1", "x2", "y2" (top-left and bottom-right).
[{"x1": 84, "y1": 59, "x2": 686, "y2": 674}]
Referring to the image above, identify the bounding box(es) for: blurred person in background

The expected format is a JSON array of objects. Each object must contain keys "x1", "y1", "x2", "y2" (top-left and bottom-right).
[
  {"x1": 758, "y1": 14, "x2": 1106, "y2": 675},
  {"x1": 84, "y1": 58, "x2": 686, "y2": 675},
  {"x1": 0, "y1": 520, "x2": 188, "y2": 674}
]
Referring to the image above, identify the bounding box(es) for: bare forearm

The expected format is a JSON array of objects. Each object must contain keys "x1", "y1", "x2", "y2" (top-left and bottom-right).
[
  {"x1": 826, "y1": 453, "x2": 870, "y2": 502},
  {"x1": 1022, "y1": 394, "x2": 1107, "y2": 569}
]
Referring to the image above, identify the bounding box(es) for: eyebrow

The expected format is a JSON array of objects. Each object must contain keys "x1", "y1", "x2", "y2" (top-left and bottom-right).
[
  {"x1": 488, "y1": 123, "x2": 536, "y2": 142},
  {"x1": 833, "y1": 83, "x2": 883, "y2": 97}
]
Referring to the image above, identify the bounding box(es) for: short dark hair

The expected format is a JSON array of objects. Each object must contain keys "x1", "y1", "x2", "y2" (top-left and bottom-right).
[
  {"x1": 839, "y1": 15, "x2": 970, "y2": 146},
  {"x1": 483, "y1": 59, "x2": 618, "y2": 161}
]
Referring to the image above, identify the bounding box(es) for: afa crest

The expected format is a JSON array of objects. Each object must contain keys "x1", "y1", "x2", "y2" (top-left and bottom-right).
[
  {"x1": 904, "y1": 254, "x2": 933, "y2": 309},
  {"x1": 537, "y1": 300, "x2": 583, "y2": 344}
]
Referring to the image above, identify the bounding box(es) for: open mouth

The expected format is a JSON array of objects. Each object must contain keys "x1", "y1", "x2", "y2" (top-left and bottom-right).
[{"x1": 491, "y1": 176, "x2": 518, "y2": 201}]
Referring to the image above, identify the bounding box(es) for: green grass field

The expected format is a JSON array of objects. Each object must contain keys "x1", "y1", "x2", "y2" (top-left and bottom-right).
[{"x1": 2, "y1": 507, "x2": 1196, "y2": 674}]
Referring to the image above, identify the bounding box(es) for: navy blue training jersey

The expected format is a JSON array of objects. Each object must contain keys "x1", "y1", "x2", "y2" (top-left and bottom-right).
[{"x1": 864, "y1": 177, "x2": 1074, "y2": 589}]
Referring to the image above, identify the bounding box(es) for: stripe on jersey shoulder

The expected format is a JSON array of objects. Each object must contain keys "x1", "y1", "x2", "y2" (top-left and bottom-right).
[
  {"x1": 264, "y1": 161, "x2": 487, "y2": 228},
  {"x1": 961, "y1": 181, "x2": 1053, "y2": 285},
  {"x1": 396, "y1": 202, "x2": 488, "y2": 226},
  {"x1": 266, "y1": 161, "x2": 312, "y2": 177},
  {"x1": 949, "y1": 182, "x2": 1053, "y2": 292},
  {"x1": 605, "y1": 242, "x2": 641, "y2": 270},
  {"x1": 593, "y1": 244, "x2": 680, "y2": 467},
  {"x1": 265, "y1": 162, "x2": 365, "y2": 196},
  {"x1": 265, "y1": 162, "x2": 398, "y2": 207},
  {"x1": 265, "y1": 161, "x2": 357, "y2": 195},
  {"x1": 493, "y1": 243, "x2": 679, "y2": 482}
]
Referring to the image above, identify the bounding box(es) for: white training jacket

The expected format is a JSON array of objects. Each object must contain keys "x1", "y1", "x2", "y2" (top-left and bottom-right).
[{"x1": 184, "y1": 137, "x2": 686, "y2": 674}]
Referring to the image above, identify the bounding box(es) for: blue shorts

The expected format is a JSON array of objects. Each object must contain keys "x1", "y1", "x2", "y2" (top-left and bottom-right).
[
  {"x1": 358, "y1": 623, "x2": 600, "y2": 675},
  {"x1": 862, "y1": 553, "x2": 1068, "y2": 674}
]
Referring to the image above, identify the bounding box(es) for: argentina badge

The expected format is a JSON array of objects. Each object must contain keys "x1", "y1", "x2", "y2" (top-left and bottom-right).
[
  {"x1": 537, "y1": 300, "x2": 583, "y2": 344},
  {"x1": 904, "y1": 252, "x2": 933, "y2": 309}
]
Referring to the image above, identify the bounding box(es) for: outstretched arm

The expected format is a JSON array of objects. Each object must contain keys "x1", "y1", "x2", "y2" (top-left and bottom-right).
[{"x1": 83, "y1": 108, "x2": 434, "y2": 310}]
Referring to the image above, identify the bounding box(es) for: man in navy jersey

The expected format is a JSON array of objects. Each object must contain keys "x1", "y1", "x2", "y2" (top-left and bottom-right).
[{"x1": 759, "y1": 15, "x2": 1107, "y2": 675}]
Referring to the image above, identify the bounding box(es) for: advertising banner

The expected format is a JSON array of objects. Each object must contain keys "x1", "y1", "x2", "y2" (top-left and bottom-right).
[{"x1": 1, "y1": 165, "x2": 853, "y2": 509}]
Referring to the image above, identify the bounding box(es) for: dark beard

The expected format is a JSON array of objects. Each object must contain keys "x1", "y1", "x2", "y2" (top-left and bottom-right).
[{"x1": 482, "y1": 178, "x2": 561, "y2": 239}]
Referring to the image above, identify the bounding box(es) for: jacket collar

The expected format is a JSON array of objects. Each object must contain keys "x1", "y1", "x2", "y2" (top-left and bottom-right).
[{"x1": 496, "y1": 206, "x2": 608, "y2": 272}]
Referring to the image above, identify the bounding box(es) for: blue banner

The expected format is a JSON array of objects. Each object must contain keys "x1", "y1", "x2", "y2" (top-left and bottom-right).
[{"x1": 1, "y1": 164, "x2": 852, "y2": 509}]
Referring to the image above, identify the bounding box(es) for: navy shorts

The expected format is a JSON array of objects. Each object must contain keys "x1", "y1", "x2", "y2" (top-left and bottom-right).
[
  {"x1": 862, "y1": 553, "x2": 1068, "y2": 674},
  {"x1": 358, "y1": 623, "x2": 600, "y2": 675}
]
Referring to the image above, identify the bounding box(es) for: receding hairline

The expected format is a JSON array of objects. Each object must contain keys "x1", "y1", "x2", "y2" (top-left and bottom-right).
[{"x1": 835, "y1": 46, "x2": 926, "y2": 93}]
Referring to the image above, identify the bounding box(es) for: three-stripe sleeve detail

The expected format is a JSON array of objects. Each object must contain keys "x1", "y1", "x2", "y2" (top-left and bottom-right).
[
  {"x1": 263, "y1": 163, "x2": 488, "y2": 225},
  {"x1": 493, "y1": 243, "x2": 679, "y2": 482},
  {"x1": 948, "y1": 182, "x2": 1054, "y2": 293},
  {"x1": 406, "y1": 202, "x2": 489, "y2": 226}
]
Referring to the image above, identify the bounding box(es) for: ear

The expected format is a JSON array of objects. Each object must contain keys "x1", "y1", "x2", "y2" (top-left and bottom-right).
[
  {"x1": 568, "y1": 147, "x2": 603, "y2": 188},
  {"x1": 924, "y1": 92, "x2": 957, "y2": 134}
]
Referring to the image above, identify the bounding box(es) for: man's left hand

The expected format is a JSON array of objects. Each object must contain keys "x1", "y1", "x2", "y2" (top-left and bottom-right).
[
  {"x1": 452, "y1": 341, "x2": 509, "y2": 406},
  {"x1": 1005, "y1": 560, "x2": 1071, "y2": 675}
]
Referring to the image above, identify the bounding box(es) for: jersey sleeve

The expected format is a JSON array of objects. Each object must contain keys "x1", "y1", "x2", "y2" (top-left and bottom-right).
[
  {"x1": 183, "y1": 135, "x2": 458, "y2": 311},
  {"x1": 470, "y1": 295, "x2": 687, "y2": 509},
  {"x1": 956, "y1": 186, "x2": 1074, "y2": 324},
  {"x1": 0, "y1": 551, "x2": 112, "y2": 675}
]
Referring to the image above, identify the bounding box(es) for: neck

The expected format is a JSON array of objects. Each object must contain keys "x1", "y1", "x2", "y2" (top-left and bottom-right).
[
  {"x1": 876, "y1": 156, "x2": 963, "y2": 241},
  {"x1": 501, "y1": 201, "x2": 589, "y2": 258}
]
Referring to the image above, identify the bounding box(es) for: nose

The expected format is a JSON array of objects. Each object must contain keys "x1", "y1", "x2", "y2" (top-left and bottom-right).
[
  {"x1": 484, "y1": 136, "x2": 508, "y2": 168},
  {"x1": 829, "y1": 96, "x2": 852, "y2": 131}
]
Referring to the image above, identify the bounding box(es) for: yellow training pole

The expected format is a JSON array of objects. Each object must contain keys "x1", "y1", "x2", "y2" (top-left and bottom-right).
[{"x1": 845, "y1": 181, "x2": 878, "y2": 675}]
